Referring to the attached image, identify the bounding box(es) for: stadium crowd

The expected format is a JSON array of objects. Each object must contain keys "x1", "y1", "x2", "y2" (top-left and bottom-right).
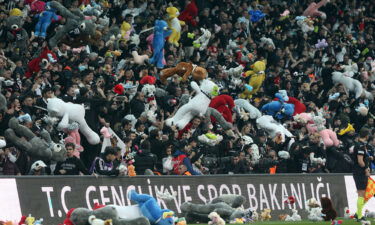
[{"x1": 0, "y1": 0, "x2": 374, "y2": 176}]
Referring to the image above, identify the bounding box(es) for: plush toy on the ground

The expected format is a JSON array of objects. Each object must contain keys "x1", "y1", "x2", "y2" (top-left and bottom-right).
[
  {"x1": 149, "y1": 20, "x2": 172, "y2": 69},
  {"x1": 256, "y1": 115, "x2": 293, "y2": 142},
  {"x1": 209, "y1": 95, "x2": 235, "y2": 124},
  {"x1": 261, "y1": 93, "x2": 295, "y2": 120},
  {"x1": 305, "y1": 198, "x2": 324, "y2": 222},
  {"x1": 165, "y1": 79, "x2": 219, "y2": 130},
  {"x1": 240, "y1": 60, "x2": 266, "y2": 99},
  {"x1": 260, "y1": 209, "x2": 271, "y2": 221},
  {"x1": 128, "y1": 190, "x2": 175, "y2": 225},
  {"x1": 193, "y1": 28, "x2": 211, "y2": 51},
  {"x1": 25, "y1": 46, "x2": 57, "y2": 78},
  {"x1": 321, "y1": 197, "x2": 337, "y2": 221},
  {"x1": 312, "y1": 116, "x2": 339, "y2": 148},
  {"x1": 181, "y1": 195, "x2": 246, "y2": 223},
  {"x1": 303, "y1": 0, "x2": 329, "y2": 19},
  {"x1": 208, "y1": 212, "x2": 225, "y2": 225},
  {"x1": 47, "y1": 98, "x2": 100, "y2": 145},
  {"x1": 4, "y1": 117, "x2": 66, "y2": 162},
  {"x1": 34, "y1": 2, "x2": 60, "y2": 38},
  {"x1": 234, "y1": 99, "x2": 262, "y2": 120},
  {"x1": 48, "y1": 1, "x2": 97, "y2": 48},
  {"x1": 160, "y1": 62, "x2": 207, "y2": 84},
  {"x1": 6, "y1": 15, "x2": 29, "y2": 53},
  {"x1": 284, "y1": 209, "x2": 301, "y2": 222},
  {"x1": 178, "y1": 0, "x2": 198, "y2": 26},
  {"x1": 166, "y1": 6, "x2": 185, "y2": 47}
]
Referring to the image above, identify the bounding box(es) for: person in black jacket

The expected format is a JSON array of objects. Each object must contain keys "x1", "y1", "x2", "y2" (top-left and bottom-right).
[
  {"x1": 91, "y1": 146, "x2": 120, "y2": 176},
  {"x1": 54, "y1": 143, "x2": 89, "y2": 175},
  {"x1": 130, "y1": 92, "x2": 145, "y2": 119},
  {"x1": 133, "y1": 140, "x2": 157, "y2": 175}
]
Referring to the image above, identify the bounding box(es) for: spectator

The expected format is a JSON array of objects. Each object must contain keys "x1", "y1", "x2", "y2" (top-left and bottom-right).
[
  {"x1": 28, "y1": 160, "x2": 47, "y2": 176},
  {"x1": 133, "y1": 140, "x2": 157, "y2": 175},
  {"x1": 91, "y1": 147, "x2": 120, "y2": 177},
  {"x1": 54, "y1": 143, "x2": 90, "y2": 175}
]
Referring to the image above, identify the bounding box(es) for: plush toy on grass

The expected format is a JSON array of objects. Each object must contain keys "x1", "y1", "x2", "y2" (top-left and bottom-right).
[
  {"x1": 260, "y1": 209, "x2": 271, "y2": 221},
  {"x1": 284, "y1": 209, "x2": 301, "y2": 222},
  {"x1": 149, "y1": 20, "x2": 172, "y2": 69},
  {"x1": 321, "y1": 197, "x2": 337, "y2": 221},
  {"x1": 208, "y1": 212, "x2": 225, "y2": 225},
  {"x1": 166, "y1": 7, "x2": 185, "y2": 47}
]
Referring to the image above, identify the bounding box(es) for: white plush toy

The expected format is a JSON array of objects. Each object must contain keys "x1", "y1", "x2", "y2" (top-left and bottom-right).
[
  {"x1": 278, "y1": 151, "x2": 290, "y2": 159},
  {"x1": 310, "y1": 152, "x2": 326, "y2": 165},
  {"x1": 88, "y1": 215, "x2": 113, "y2": 225},
  {"x1": 256, "y1": 115, "x2": 293, "y2": 142},
  {"x1": 165, "y1": 79, "x2": 219, "y2": 130},
  {"x1": 155, "y1": 189, "x2": 177, "y2": 202},
  {"x1": 193, "y1": 28, "x2": 211, "y2": 51},
  {"x1": 208, "y1": 212, "x2": 225, "y2": 225},
  {"x1": 307, "y1": 207, "x2": 324, "y2": 222},
  {"x1": 285, "y1": 209, "x2": 302, "y2": 222},
  {"x1": 47, "y1": 98, "x2": 100, "y2": 145},
  {"x1": 296, "y1": 17, "x2": 314, "y2": 33},
  {"x1": 132, "y1": 50, "x2": 149, "y2": 65},
  {"x1": 234, "y1": 99, "x2": 262, "y2": 120},
  {"x1": 141, "y1": 84, "x2": 157, "y2": 106},
  {"x1": 260, "y1": 37, "x2": 275, "y2": 50},
  {"x1": 198, "y1": 133, "x2": 223, "y2": 146},
  {"x1": 224, "y1": 65, "x2": 244, "y2": 89},
  {"x1": 0, "y1": 139, "x2": 6, "y2": 148},
  {"x1": 332, "y1": 71, "x2": 373, "y2": 100}
]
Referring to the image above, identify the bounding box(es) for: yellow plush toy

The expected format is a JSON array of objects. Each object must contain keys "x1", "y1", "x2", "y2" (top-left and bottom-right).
[
  {"x1": 25, "y1": 215, "x2": 35, "y2": 225},
  {"x1": 260, "y1": 208, "x2": 272, "y2": 221},
  {"x1": 120, "y1": 21, "x2": 131, "y2": 42},
  {"x1": 9, "y1": 8, "x2": 22, "y2": 16},
  {"x1": 166, "y1": 6, "x2": 185, "y2": 47},
  {"x1": 240, "y1": 60, "x2": 266, "y2": 99}
]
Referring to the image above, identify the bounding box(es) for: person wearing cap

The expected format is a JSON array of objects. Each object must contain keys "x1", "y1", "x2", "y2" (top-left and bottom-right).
[
  {"x1": 28, "y1": 160, "x2": 47, "y2": 175},
  {"x1": 54, "y1": 143, "x2": 89, "y2": 175}
]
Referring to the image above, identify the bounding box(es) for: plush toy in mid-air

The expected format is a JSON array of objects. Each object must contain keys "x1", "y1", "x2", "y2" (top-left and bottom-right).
[
  {"x1": 34, "y1": 2, "x2": 60, "y2": 38},
  {"x1": 303, "y1": 0, "x2": 329, "y2": 19},
  {"x1": 240, "y1": 60, "x2": 266, "y2": 99},
  {"x1": 312, "y1": 116, "x2": 339, "y2": 148},
  {"x1": 249, "y1": 10, "x2": 265, "y2": 23},
  {"x1": 149, "y1": 20, "x2": 172, "y2": 69},
  {"x1": 47, "y1": 98, "x2": 100, "y2": 145},
  {"x1": 261, "y1": 93, "x2": 295, "y2": 120},
  {"x1": 256, "y1": 115, "x2": 293, "y2": 142},
  {"x1": 277, "y1": 90, "x2": 306, "y2": 115},
  {"x1": 178, "y1": 0, "x2": 198, "y2": 26},
  {"x1": 25, "y1": 0, "x2": 46, "y2": 14},
  {"x1": 6, "y1": 15, "x2": 29, "y2": 53},
  {"x1": 166, "y1": 6, "x2": 185, "y2": 47},
  {"x1": 165, "y1": 79, "x2": 219, "y2": 130},
  {"x1": 209, "y1": 94, "x2": 235, "y2": 123},
  {"x1": 193, "y1": 28, "x2": 211, "y2": 51},
  {"x1": 160, "y1": 62, "x2": 207, "y2": 84},
  {"x1": 25, "y1": 46, "x2": 57, "y2": 78},
  {"x1": 332, "y1": 71, "x2": 373, "y2": 100},
  {"x1": 63, "y1": 122, "x2": 83, "y2": 157},
  {"x1": 234, "y1": 99, "x2": 262, "y2": 120}
]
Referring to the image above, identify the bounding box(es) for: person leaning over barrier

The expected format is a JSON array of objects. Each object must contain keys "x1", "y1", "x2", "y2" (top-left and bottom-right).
[{"x1": 54, "y1": 143, "x2": 90, "y2": 175}]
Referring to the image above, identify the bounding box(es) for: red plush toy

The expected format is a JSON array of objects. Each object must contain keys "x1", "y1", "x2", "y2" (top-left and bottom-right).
[
  {"x1": 178, "y1": 0, "x2": 198, "y2": 26},
  {"x1": 209, "y1": 95, "x2": 235, "y2": 123},
  {"x1": 58, "y1": 208, "x2": 75, "y2": 225},
  {"x1": 140, "y1": 75, "x2": 156, "y2": 85},
  {"x1": 25, "y1": 46, "x2": 58, "y2": 78},
  {"x1": 18, "y1": 216, "x2": 26, "y2": 225},
  {"x1": 286, "y1": 97, "x2": 306, "y2": 116}
]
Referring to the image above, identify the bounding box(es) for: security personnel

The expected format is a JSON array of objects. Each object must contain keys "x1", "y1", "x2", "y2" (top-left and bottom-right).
[{"x1": 353, "y1": 128, "x2": 371, "y2": 221}]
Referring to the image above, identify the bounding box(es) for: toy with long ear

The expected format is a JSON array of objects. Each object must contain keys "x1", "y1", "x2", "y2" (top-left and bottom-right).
[{"x1": 205, "y1": 107, "x2": 233, "y2": 131}]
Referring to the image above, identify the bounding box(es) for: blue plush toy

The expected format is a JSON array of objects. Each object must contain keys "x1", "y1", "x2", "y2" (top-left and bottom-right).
[
  {"x1": 261, "y1": 93, "x2": 295, "y2": 120},
  {"x1": 249, "y1": 10, "x2": 265, "y2": 23},
  {"x1": 128, "y1": 190, "x2": 175, "y2": 225},
  {"x1": 34, "y1": 2, "x2": 59, "y2": 38},
  {"x1": 149, "y1": 20, "x2": 172, "y2": 69}
]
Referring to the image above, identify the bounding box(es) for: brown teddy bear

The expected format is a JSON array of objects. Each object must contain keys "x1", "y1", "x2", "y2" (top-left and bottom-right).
[
  {"x1": 321, "y1": 197, "x2": 337, "y2": 221},
  {"x1": 160, "y1": 62, "x2": 207, "y2": 84}
]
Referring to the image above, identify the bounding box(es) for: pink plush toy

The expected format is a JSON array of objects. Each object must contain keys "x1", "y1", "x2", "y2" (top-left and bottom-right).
[
  {"x1": 64, "y1": 122, "x2": 83, "y2": 158},
  {"x1": 313, "y1": 116, "x2": 339, "y2": 148},
  {"x1": 100, "y1": 127, "x2": 111, "y2": 138},
  {"x1": 303, "y1": 0, "x2": 330, "y2": 19}
]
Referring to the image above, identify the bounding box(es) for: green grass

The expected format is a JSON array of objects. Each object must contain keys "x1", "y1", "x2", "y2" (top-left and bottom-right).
[{"x1": 190, "y1": 218, "x2": 375, "y2": 225}]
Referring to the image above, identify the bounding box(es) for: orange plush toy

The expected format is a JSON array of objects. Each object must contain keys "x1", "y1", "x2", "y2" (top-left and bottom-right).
[
  {"x1": 160, "y1": 62, "x2": 207, "y2": 84},
  {"x1": 128, "y1": 164, "x2": 136, "y2": 177}
]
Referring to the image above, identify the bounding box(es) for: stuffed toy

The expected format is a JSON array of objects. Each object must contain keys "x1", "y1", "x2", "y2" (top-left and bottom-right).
[
  {"x1": 70, "y1": 205, "x2": 150, "y2": 225},
  {"x1": 132, "y1": 50, "x2": 149, "y2": 65},
  {"x1": 160, "y1": 62, "x2": 207, "y2": 84},
  {"x1": 47, "y1": 98, "x2": 100, "y2": 145},
  {"x1": 165, "y1": 79, "x2": 219, "y2": 130},
  {"x1": 128, "y1": 190, "x2": 174, "y2": 225},
  {"x1": 178, "y1": 0, "x2": 198, "y2": 26},
  {"x1": 120, "y1": 21, "x2": 131, "y2": 42},
  {"x1": 365, "y1": 210, "x2": 375, "y2": 218},
  {"x1": 260, "y1": 37, "x2": 275, "y2": 50},
  {"x1": 343, "y1": 207, "x2": 352, "y2": 219},
  {"x1": 260, "y1": 209, "x2": 271, "y2": 221},
  {"x1": 310, "y1": 152, "x2": 326, "y2": 165},
  {"x1": 4, "y1": 117, "x2": 66, "y2": 162},
  {"x1": 284, "y1": 209, "x2": 301, "y2": 222},
  {"x1": 6, "y1": 15, "x2": 29, "y2": 53},
  {"x1": 303, "y1": 0, "x2": 329, "y2": 19},
  {"x1": 331, "y1": 71, "x2": 368, "y2": 99},
  {"x1": 48, "y1": 1, "x2": 97, "y2": 48},
  {"x1": 166, "y1": 7, "x2": 185, "y2": 47},
  {"x1": 198, "y1": 132, "x2": 223, "y2": 146},
  {"x1": 155, "y1": 190, "x2": 177, "y2": 202},
  {"x1": 88, "y1": 215, "x2": 112, "y2": 225},
  {"x1": 277, "y1": 90, "x2": 306, "y2": 115},
  {"x1": 25, "y1": 0, "x2": 46, "y2": 14},
  {"x1": 321, "y1": 197, "x2": 337, "y2": 221},
  {"x1": 209, "y1": 95, "x2": 234, "y2": 123},
  {"x1": 249, "y1": 10, "x2": 265, "y2": 23},
  {"x1": 315, "y1": 39, "x2": 328, "y2": 49},
  {"x1": 261, "y1": 93, "x2": 295, "y2": 120},
  {"x1": 331, "y1": 220, "x2": 343, "y2": 225},
  {"x1": 193, "y1": 28, "x2": 211, "y2": 51},
  {"x1": 305, "y1": 198, "x2": 323, "y2": 222},
  {"x1": 234, "y1": 99, "x2": 262, "y2": 120},
  {"x1": 355, "y1": 103, "x2": 369, "y2": 116},
  {"x1": 25, "y1": 215, "x2": 35, "y2": 225},
  {"x1": 240, "y1": 60, "x2": 266, "y2": 99},
  {"x1": 296, "y1": 16, "x2": 314, "y2": 33},
  {"x1": 64, "y1": 122, "x2": 83, "y2": 157},
  {"x1": 312, "y1": 116, "x2": 339, "y2": 148},
  {"x1": 81, "y1": 2, "x2": 103, "y2": 17},
  {"x1": 34, "y1": 2, "x2": 60, "y2": 38},
  {"x1": 149, "y1": 20, "x2": 172, "y2": 69},
  {"x1": 256, "y1": 115, "x2": 293, "y2": 142},
  {"x1": 224, "y1": 65, "x2": 244, "y2": 94},
  {"x1": 204, "y1": 108, "x2": 233, "y2": 132},
  {"x1": 127, "y1": 164, "x2": 136, "y2": 177},
  {"x1": 25, "y1": 46, "x2": 57, "y2": 78},
  {"x1": 208, "y1": 212, "x2": 225, "y2": 225}
]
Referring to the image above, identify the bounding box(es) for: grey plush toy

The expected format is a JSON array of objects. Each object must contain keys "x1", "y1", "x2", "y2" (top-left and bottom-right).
[
  {"x1": 180, "y1": 195, "x2": 246, "y2": 223},
  {"x1": 71, "y1": 205, "x2": 150, "y2": 225},
  {"x1": 4, "y1": 117, "x2": 66, "y2": 162},
  {"x1": 6, "y1": 15, "x2": 29, "y2": 53},
  {"x1": 48, "y1": 1, "x2": 97, "y2": 48}
]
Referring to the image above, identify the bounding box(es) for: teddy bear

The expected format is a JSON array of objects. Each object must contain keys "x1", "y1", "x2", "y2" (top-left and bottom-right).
[
  {"x1": 6, "y1": 15, "x2": 29, "y2": 54},
  {"x1": 149, "y1": 20, "x2": 172, "y2": 69},
  {"x1": 260, "y1": 209, "x2": 271, "y2": 221},
  {"x1": 193, "y1": 28, "x2": 211, "y2": 51},
  {"x1": 25, "y1": 46, "x2": 58, "y2": 78},
  {"x1": 284, "y1": 209, "x2": 301, "y2": 222},
  {"x1": 47, "y1": 97, "x2": 100, "y2": 145},
  {"x1": 321, "y1": 197, "x2": 337, "y2": 221},
  {"x1": 160, "y1": 62, "x2": 207, "y2": 84},
  {"x1": 166, "y1": 6, "x2": 185, "y2": 47},
  {"x1": 277, "y1": 90, "x2": 306, "y2": 115},
  {"x1": 256, "y1": 115, "x2": 293, "y2": 142},
  {"x1": 48, "y1": 1, "x2": 97, "y2": 48},
  {"x1": 128, "y1": 190, "x2": 175, "y2": 225},
  {"x1": 69, "y1": 205, "x2": 150, "y2": 225},
  {"x1": 261, "y1": 93, "x2": 295, "y2": 120},
  {"x1": 305, "y1": 198, "x2": 324, "y2": 222},
  {"x1": 63, "y1": 122, "x2": 84, "y2": 157},
  {"x1": 34, "y1": 2, "x2": 60, "y2": 38},
  {"x1": 120, "y1": 21, "x2": 132, "y2": 42},
  {"x1": 315, "y1": 39, "x2": 328, "y2": 49},
  {"x1": 208, "y1": 212, "x2": 225, "y2": 225},
  {"x1": 88, "y1": 215, "x2": 113, "y2": 225},
  {"x1": 312, "y1": 116, "x2": 340, "y2": 148},
  {"x1": 209, "y1": 95, "x2": 235, "y2": 124},
  {"x1": 331, "y1": 70, "x2": 373, "y2": 100},
  {"x1": 303, "y1": 0, "x2": 329, "y2": 19},
  {"x1": 240, "y1": 60, "x2": 266, "y2": 99},
  {"x1": 234, "y1": 99, "x2": 262, "y2": 120},
  {"x1": 4, "y1": 117, "x2": 66, "y2": 162},
  {"x1": 178, "y1": 0, "x2": 198, "y2": 26},
  {"x1": 165, "y1": 79, "x2": 219, "y2": 130}
]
